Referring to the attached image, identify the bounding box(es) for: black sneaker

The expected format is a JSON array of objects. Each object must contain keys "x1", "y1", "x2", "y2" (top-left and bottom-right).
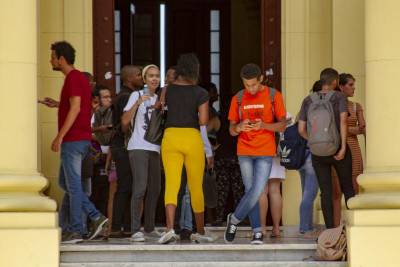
[
  {"x1": 224, "y1": 213, "x2": 237, "y2": 243},
  {"x1": 61, "y1": 232, "x2": 83, "y2": 244},
  {"x1": 180, "y1": 229, "x2": 192, "y2": 241},
  {"x1": 89, "y1": 215, "x2": 109, "y2": 240},
  {"x1": 251, "y1": 232, "x2": 263, "y2": 245}
]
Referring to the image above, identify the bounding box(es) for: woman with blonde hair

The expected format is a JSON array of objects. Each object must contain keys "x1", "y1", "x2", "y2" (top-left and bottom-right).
[{"x1": 121, "y1": 64, "x2": 162, "y2": 242}]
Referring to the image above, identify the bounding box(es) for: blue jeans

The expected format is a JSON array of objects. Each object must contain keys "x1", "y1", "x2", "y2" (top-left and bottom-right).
[
  {"x1": 298, "y1": 153, "x2": 319, "y2": 233},
  {"x1": 58, "y1": 141, "x2": 101, "y2": 234},
  {"x1": 233, "y1": 156, "x2": 273, "y2": 233},
  {"x1": 179, "y1": 185, "x2": 193, "y2": 231},
  {"x1": 60, "y1": 178, "x2": 92, "y2": 234}
]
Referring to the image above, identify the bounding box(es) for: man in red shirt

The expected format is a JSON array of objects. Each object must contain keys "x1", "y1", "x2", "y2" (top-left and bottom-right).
[
  {"x1": 45, "y1": 41, "x2": 108, "y2": 243},
  {"x1": 224, "y1": 64, "x2": 287, "y2": 244}
]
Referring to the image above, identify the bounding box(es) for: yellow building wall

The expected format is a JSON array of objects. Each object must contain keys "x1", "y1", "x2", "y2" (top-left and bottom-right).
[
  {"x1": 38, "y1": 0, "x2": 93, "y2": 206},
  {"x1": 281, "y1": 0, "x2": 333, "y2": 225},
  {"x1": 332, "y1": 0, "x2": 366, "y2": 160}
]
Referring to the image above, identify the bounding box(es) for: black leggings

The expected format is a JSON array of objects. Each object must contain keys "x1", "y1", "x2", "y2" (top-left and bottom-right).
[{"x1": 312, "y1": 147, "x2": 355, "y2": 228}]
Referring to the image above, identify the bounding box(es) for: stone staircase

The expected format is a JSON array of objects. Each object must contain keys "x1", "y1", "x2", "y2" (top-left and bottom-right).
[{"x1": 60, "y1": 227, "x2": 347, "y2": 267}]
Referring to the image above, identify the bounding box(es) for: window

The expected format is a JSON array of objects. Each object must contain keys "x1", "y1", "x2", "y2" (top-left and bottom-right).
[
  {"x1": 160, "y1": 3, "x2": 166, "y2": 87},
  {"x1": 114, "y1": 10, "x2": 121, "y2": 93},
  {"x1": 210, "y1": 10, "x2": 220, "y2": 111}
]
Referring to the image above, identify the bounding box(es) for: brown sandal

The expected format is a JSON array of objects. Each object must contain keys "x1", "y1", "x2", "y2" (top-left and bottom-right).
[{"x1": 270, "y1": 232, "x2": 281, "y2": 238}]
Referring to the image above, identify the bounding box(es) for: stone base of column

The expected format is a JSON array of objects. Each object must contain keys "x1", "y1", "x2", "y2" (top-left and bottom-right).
[
  {"x1": 346, "y1": 209, "x2": 400, "y2": 267},
  {"x1": 0, "y1": 213, "x2": 59, "y2": 267},
  {"x1": 0, "y1": 173, "x2": 59, "y2": 267},
  {"x1": 345, "y1": 171, "x2": 400, "y2": 266}
]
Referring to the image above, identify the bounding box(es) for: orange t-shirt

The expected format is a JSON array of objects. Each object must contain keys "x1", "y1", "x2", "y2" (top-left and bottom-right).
[{"x1": 228, "y1": 86, "x2": 286, "y2": 156}]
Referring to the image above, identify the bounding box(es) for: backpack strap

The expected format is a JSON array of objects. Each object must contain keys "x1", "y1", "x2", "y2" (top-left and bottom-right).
[
  {"x1": 310, "y1": 92, "x2": 321, "y2": 103},
  {"x1": 235, "y1": 89, "x2": 245, "y2": 121},
  {"x1": 269, "y1": 87, "x2": 276, "y2": 118},
  {"x1": 237, "y1": 87, "x2": 277, "y2": 121},
  {"x1": 310, "y1": 91, "x2": 335, "y2": 103},
  {"x1": 131, "y1": 91, "x2": 142, "y2": 127},
  {"x1": 325, "y1": 91, "x2": 335, "y2": 101}
]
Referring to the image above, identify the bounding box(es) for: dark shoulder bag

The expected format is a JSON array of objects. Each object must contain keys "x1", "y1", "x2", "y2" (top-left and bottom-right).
[{"x1": 144, "y1": 87, "x2": 167, "y2": 145}]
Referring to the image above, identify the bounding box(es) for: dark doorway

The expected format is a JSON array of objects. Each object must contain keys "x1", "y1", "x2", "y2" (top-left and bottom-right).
[{"x1": 93, "y1": 0, "x2": 281, "y2": 226}]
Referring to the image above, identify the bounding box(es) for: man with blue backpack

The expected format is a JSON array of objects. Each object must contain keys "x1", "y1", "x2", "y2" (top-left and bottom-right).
[{"x1": 298, "y1": 68, "x2": 355, "y2": 229}]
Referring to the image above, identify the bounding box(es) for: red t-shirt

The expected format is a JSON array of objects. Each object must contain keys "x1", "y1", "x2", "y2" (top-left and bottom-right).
[
  {"x1": 228, "y1": 86, "x2": 286, "y2": 156},
  {"x1": 58, "y1": 69, "x2": 92, "y2": 142}
]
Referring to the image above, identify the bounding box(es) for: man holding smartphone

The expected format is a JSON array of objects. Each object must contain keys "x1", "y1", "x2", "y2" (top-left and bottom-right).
[
  {"x1": 224, "y1": 63, "x2": 287, "y2": 244},
  {"x1": 41, "y1": 41, "x2": 109, "y2": 244}
]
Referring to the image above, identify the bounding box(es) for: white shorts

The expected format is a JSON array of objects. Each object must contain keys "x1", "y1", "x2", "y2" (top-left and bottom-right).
[{"x1": 269, "y1": 157, "x2": 286, "y2": 179}]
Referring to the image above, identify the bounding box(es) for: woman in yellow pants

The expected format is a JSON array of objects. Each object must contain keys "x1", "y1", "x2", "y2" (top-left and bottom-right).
[{"x1": 158, "y1": 53, "x2": 214, "y2": 244}]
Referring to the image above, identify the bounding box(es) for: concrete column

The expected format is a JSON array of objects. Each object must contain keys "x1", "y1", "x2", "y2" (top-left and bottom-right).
[
  {"x1": 0, "y1": 0, "x2": 58, "y2": 266},
  {"x1": 346, "y1": 1, "x2": 400, "y2": 266}
]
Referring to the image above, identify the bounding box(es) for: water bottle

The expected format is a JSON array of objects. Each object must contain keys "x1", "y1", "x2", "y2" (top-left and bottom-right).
[{"x1": 143, "y1": 86, "x2": 151, "y2": 107}]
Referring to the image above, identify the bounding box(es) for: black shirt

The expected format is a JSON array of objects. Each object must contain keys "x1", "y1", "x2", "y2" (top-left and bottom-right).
[
  {"x1": 165, "y1": 84, "x2": 209, "y2": 129},
  {"x1": 111, "y1": 86, "x2": 136, "y2": 147}
]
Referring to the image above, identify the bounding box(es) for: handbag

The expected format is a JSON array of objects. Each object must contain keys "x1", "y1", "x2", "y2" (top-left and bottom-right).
[
  {"x1": 144, "y1": 87, "x2": 167, "y2": 145},
  {"x1": 203, "y1": 168, "x2": 218, "y2": 208},
  {"x1": 144, "y1": 108, "x2": 166, "y2": 145}
]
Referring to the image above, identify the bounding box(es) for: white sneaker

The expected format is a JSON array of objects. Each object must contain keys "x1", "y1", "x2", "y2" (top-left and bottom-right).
[
  {"x1": 146, "y1": 229, "x2": 163, "y2": 239},
  {"x1": 190, "y1": 231, "x2": 217, "y2": 243},
  {"x1": 130, "y1": 231, "x2": 145, "y2": 242},
  {"x1": 158, "y1": 229, "x2": 178, "y2": 244}
]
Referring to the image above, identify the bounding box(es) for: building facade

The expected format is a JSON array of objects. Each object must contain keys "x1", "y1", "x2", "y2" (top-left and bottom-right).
[{"x1": 0, "y1": 0, "x2": 398, "y2": 266}]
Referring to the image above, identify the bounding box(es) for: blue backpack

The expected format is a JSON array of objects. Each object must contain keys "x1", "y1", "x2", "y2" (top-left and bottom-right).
[{"x1": 279, "y1": 122, "x2": 308, "y2": 170}]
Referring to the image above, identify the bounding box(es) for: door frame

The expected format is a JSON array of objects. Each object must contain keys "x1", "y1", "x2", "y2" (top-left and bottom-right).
[{"x1": 261, "y1": 0, "x2": 281, "y2": 90}]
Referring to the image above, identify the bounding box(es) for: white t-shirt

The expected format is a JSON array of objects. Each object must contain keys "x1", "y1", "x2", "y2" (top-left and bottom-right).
[{"x1": 123, "y1": 90, "x2": 160, "y2": 153}]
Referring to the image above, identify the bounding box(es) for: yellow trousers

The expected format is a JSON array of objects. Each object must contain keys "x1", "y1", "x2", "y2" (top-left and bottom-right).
[{"x1": 161, "y1": 128, "x2": 205, "y2": 213}]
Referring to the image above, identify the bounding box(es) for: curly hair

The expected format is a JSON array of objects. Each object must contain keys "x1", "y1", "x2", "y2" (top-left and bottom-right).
[
  {"x1": 176, "y1": 53, "x2": 200, "y2": 82},
  {"x1": 51, "y1": 41, "x2": 76, "y2": 65}
]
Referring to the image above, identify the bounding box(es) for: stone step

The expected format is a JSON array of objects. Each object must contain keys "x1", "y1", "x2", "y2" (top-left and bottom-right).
[
  {"x1": 61, "y1": 261, "x2": 347, "y2": 267},
  {"x1": 62, "y1": 240, "x2": 322, "y2": 262},
  {"x1": 60, "y1": 227, "x2": 346, "y2": 266}
]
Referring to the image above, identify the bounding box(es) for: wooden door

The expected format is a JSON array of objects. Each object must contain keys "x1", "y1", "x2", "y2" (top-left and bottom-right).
[
  {"x1": 93, "y1": 0, "x2": 115, "y2": 92},
  {"x1": 261, "y1": 0, "x2": 281, "y2": 90}
]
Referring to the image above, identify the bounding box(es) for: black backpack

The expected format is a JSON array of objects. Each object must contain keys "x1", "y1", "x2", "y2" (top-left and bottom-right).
[{"x1": 279, "y1": 122, "x2": 307, "y2": 170}]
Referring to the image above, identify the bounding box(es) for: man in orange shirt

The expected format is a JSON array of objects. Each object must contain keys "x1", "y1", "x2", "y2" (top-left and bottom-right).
[{"x1": 224, "y1": 64, "x2": 287, "y2": 244}]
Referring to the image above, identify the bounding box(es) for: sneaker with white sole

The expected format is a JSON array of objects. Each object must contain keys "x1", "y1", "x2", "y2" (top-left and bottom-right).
[
  {"x1": 190, "y1": 231, "x2": 217, "y2": 243},
  {"x1": 224, "y1": 213, "x2": 238, "y2": 243},
  {"x1": 250, "y1": 232, "x2": 263, "y2": 245},
  {"x1": 158, "y1": 229, "x2": 178, "y2": 244},
  {"x1": 61, "y1": 232, "x2": 83, "y2": 244},
  {"x1": 131, "y1": 231, "x2": 145, "y2": 242},
  {"x1": 89, "y1": 215, "x2": 109, "y2": 240},
  {"x1": 146, "y1": 229, "x2": 163, "y2": 239}
]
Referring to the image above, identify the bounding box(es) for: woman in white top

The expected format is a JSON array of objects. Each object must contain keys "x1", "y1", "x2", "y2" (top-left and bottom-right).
[{"x1": 121, "y1": 64, "x2": 162, "y2": 242}]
